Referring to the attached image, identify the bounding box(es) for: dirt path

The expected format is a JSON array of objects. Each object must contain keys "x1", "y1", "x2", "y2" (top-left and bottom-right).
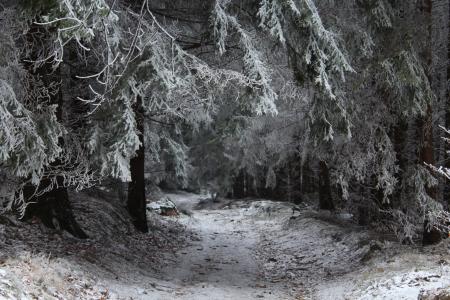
[
  {"x1": 157, "y1": 193, "x2": 450, "y2": 300},
  {"x1": 2, "y1": 190, "x2": 449, "y2": 299},
  {"x1": 159, "y1": 193, "x2": 295, "y2": 300}
]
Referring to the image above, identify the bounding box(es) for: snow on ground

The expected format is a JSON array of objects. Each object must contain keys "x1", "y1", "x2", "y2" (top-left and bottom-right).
[
  {"x1": 0, "y1": 187, "x2": 193, "y2": 300},
  {"x1": 237, "y1": 198, "x2": 450, "y2": 300},
  {"x1": 159, "y1": 192, "x2": 295, "y2": 299},
  {"x1": 0, "y1": 189, "x2": 449, "y2": 299},
  {"x1": 317, "y1": 243, "x2": 450, "y2": 300}
]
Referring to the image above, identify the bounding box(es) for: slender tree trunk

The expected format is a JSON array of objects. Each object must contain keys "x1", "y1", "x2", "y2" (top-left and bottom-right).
[
  {"x1": 243, "y1": 171, "x2": 248, "y2": 196},
  {"x1": 421, "y1": 0, "x2": 441, "y2": 245},
  {"x1": 293, "y1": 160, "x2": 303, "y2": 205},
  {"x1": 444, "y1": 0, "x2": 450, "y2": 206},
  {"x1": 358, "y1": 185, "x2": 369, "y2": 226},
  {"x1": 233, "y1": 170, "x2": 245, "y2": 198},
  {"x1": 318, "y1": 160, "x2": 334, "y2": 210},
  {"x1": 117, "y1": 181, "x2": 127, "y2": 204},
  {"x1": 287, "y1": 166, "x2": 292, "y2": 203},
  {"x1": 420, "y1": 112, "x2": 442, "y2": 245},
  {"x1": 127, "y1": 96, "x2": 148, "y2": 233}
]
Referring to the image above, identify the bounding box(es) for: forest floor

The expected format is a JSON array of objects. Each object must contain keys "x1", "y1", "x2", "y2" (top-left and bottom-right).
[
  {"x1": 161, "y1": 192, "x2": 450, "y2": 300},
  {"x1": 0, "y1": 189, "x2": 450, "y2": 299}
]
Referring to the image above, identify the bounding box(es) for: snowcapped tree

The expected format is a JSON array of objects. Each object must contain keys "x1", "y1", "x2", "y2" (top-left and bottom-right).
[{"x1": 0, "y1": 3, "x2": 94, "y2": 237}]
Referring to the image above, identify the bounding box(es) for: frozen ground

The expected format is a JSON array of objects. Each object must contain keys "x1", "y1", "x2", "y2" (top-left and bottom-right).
[
  {"x1": 159, "y1": 192, "x2": 295, "y2": 299},
  {"x1": 0, "y1": 190, "x2": 449, "y2": 299}
]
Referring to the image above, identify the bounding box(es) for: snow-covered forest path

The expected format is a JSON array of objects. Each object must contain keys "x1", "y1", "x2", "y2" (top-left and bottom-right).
[
  {"x1": 159, "y1": 193, "x2": 295, "y2": 300},
  {"x1": 1, "y1": 190, "x2": 450, "y2": 299},
  {"x1": 153, "y1": 192, "x2": 450, "y2": 300}
]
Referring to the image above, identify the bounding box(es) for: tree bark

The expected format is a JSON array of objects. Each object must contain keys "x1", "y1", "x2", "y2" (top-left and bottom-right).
[
  {"x1": 127, "y1": 96, "x2": 149, "y2": 233},
  {"x1": 233, "y1": 170, "x2": 246, "y2": 198},
  {"x1": 444, "y1": 0, "x2": 450, "y2": 207},
  {"x1": 421, "y1": 0, "x2": 441, "y2": 245},
  {"x1": 23, "y1": 177, "x2": 88, "y2": 239},
  {"x1": 21, "y1": 39, "x2": 87, "y2": 238},
  {"x1": 22, "y1": 113, "x2": 87, "y2": 237},
  {"x1": 318, "y1": 161, "x2": 334, "y2": 210}
]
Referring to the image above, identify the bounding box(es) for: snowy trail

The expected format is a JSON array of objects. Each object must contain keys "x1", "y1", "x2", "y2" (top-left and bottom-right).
[
  {"x1": 158, "y1": 193, "x2": 295, "y2": 300},
  {"x1": 156, "y1": 193, "x2": 450, "y2": 300},
  {"x1": 2, "y1": 191, "x2": 450, "y2": 299}
]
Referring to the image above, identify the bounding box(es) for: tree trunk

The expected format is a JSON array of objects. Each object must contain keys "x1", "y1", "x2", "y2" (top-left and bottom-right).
[
  {"x1": 21, "y1": 41, "x2": 87, "y2": 238},
  {"x1": 287, "y1": 166, "x2": 292, "y2": 203},
  {"x1": 444, "y1": 0, "x2": 450, "y2": 206},
  {"x1": 233, "y1": 170, "x2": 246, "y2": 198},
  {"x1": 22, "y1": 120, "x2": 87, "y2": 237},
  {"x1": 357, "y1": 184, "x2": 370, "y2": 226},
  {"x1": 23, "y1": 177, "x2": 88, "y2": 239},
  {"x1": 318, "y1": 161, "x2": 334, "y2": 210},
  {"x1": 127, "y1": 96, "x2": 148, "y2": 233},
  {"x1": 421, "y1": 0, "x2": 441, "y2": 245},
  {"x1": 421, "y1": 108, "x2": 442, "y2": 245}
]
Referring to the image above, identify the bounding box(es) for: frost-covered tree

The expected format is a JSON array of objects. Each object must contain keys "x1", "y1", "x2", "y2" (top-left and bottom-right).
[{"x1": 0, "y1": 3, "x2": 94, "y2": 237}]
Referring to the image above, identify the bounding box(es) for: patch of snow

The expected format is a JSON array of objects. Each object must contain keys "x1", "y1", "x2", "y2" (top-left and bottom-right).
[
  {"x1": 318, "y1": 247, "x2": 450, "y2": 300},
  {"x1": 147, "y1": 197, "x2": 179, "y2": 215}
]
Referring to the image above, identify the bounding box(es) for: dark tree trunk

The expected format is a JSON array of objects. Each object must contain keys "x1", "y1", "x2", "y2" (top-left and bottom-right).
[
  {"x1": 318, "y1": 161, "x2": 334, "y2": 210},
  {"x1": 421, "y1": 0, "x2": 441, "y2": 246},
  {"x1": 233, "y1": 170, "x2": 246, "y2": 198},
  {"x1": 286, "y1": 164, "x2": 292, "y2": 203},
  {"x1": 117, "y1": 181, "x2": 127, "y2": 204},
  {"x1": 357, "y1": 185, "x2": 370, "y2": 226},
  {"x1": 244, "y1": 172, "x2": 257, "y2": 197},
  {"x1": 21, "y1": 38, "x2": 87, "y2": 238},
  {"x1": 22, "y1": 113, "x2": 87, "y2": 237},
  {"x1": 421, "y1": 104, "x2": 442, "y2": 245},
  {"x1": 419, "y1": 109, "x2": 442, "y2": 245},
  {"x1": 358, "y1": 206, "x2": 369, "y2": 226},
  {"x1": 23, "y1": 177, "x2": 88, "y2": 239},
  {"x1": 423, "y1": 219, "x2": 442, "y2": 245},
  {"x1": 127, "y1": 96, "x2": 148, "y2": 233},
  {"x1": 444, "y1": 0, "x2": 450, "y2": 206}
]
